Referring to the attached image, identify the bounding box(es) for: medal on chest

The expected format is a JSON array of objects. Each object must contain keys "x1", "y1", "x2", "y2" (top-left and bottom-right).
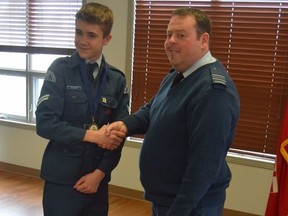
[{"x1": 89, "y1": 117, "x2": 98, "y2": 130}]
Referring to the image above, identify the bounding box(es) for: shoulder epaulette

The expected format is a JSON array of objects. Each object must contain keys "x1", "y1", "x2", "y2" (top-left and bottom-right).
[
  {"x1": 210, "y1": 66, "x2": 227, "y2": 88},
  {"x1": 108, "y1": 64, "x2": 125, "y2": 77},
  {"x1": 50, "y1": 56, "x2": 69, "y2": 67}
]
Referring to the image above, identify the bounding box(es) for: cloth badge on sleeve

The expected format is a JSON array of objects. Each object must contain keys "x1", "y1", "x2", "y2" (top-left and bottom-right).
[
  {"x1": 37, "y1": 94, "x2": 50, "y2": 107},
  {"x1": 45, "y1": 69, "x2": 56, "y2": 82}
]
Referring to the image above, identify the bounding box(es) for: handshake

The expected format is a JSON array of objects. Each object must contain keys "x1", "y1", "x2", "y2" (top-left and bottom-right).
[{"x1": 85, "y1": 121, "x2": 128, "y2": 150}]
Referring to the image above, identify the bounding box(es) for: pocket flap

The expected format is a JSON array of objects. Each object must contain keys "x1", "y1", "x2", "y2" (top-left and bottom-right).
[
  {"x1": 66, "y1": 89, "x2": 87, "y2": 103},
  {"x1": 100, "y1": 96, "x2": 118, "y2": 109}
]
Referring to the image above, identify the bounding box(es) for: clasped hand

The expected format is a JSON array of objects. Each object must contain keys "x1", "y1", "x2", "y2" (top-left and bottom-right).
[{"x1": 89, "y1": 121, "x2": 128, "y2": 150}]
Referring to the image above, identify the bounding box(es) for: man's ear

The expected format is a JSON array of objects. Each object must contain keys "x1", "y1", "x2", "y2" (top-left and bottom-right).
[
  {"x1": 201, "y1": 32, "x2": 209, "y2": 49},
  {"x1": 103, "y1": 34, "x2": 112, "y2": 45}
]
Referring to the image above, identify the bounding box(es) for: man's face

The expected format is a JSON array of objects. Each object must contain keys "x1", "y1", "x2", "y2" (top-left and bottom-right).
[
  {"x1": 164, "y1": 15, "x2": 208, "y2": 72},
  {"x1": 75, "y1": 19, "x2": 111, "y2": 61}
]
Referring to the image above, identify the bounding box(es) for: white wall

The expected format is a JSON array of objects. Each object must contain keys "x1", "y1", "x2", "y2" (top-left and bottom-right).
[
  {"x1": 0, "y1": 0, "x2": 273, "y2": 215},
  {"x1": 225, "y1": 162, "x2": 272, "y2": 214}
]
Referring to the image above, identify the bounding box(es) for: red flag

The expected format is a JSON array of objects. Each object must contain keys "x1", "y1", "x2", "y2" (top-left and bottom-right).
[{"x1": 265, "y1": 100, "x2": 288, "y2": 216}]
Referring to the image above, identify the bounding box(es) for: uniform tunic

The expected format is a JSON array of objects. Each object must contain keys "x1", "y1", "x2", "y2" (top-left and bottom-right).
[{"x1": 36, "y1": 52, "x2": 129, "y2": 185}]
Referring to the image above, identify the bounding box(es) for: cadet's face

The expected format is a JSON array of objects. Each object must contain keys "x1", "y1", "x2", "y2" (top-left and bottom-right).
[
  {"x1": 75, "y1": 19, "x2": 111, "y2": 61},
  {"x1": 164, "y1": 15, "x2": 208, "y2": 72}
]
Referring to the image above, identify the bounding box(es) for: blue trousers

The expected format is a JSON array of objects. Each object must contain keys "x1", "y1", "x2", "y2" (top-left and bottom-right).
[
  {"x1": 43, "y1": 181, "x2": 108, "y2": 216},
  {"x1": 152, "y1": 203, "x2": 224, "y2": 216}
]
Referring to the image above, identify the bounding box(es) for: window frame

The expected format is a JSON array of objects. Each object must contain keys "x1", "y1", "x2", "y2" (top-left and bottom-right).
[{"x1": 0, "y1": 0, "x2": 83, "y2": 124}]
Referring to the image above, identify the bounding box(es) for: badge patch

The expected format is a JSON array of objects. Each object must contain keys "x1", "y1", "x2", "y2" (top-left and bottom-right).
[
  {"x1": 124, "y1": 86, "x2": 129, "y2": 94},
  {"x1": 67, "y1": 85, "x2": 81, "y2": 90},
  {"x1": 102, "y1": 97, "x2": 107, "y2": 104},
  {"x1": 37, "y1": 94, "x2": 50, "y2": 107},
  {"x1": 45, "y1": 69, "x2": 56, "y2": 82}
]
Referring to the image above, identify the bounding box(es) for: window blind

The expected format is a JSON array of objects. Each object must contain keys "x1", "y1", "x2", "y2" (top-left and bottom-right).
[
  {"x1": 132, "y1": 0, "x2": 288, "y2": 155},
  {"x1": 0, "y1": 0, "x2": 82, "y2": 54}
]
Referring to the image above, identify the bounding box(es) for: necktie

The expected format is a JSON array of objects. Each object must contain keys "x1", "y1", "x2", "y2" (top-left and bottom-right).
[
  {"x1": 87, "y1": 63, "x2": 98, "y2": 80},
  {"x1": 171, "y1": 72, "x2": 184, "y2": 88}
]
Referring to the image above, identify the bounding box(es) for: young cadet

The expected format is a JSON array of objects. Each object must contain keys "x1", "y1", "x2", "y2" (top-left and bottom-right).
[
  {"x1": 107, "y1": 7, "x2": 240, "y2": 216},
  {"x1": 35, "y1": 3, "x2": 129, "y2": 216}
]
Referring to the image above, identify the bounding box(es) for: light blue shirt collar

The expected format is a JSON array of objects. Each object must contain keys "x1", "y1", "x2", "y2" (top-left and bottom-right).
[{"x1": 183, "y1": 51, "x2": 216, "y2": 78}]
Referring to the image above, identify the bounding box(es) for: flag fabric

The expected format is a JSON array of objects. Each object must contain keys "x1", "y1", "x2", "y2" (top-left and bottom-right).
[{"x1": 265, "y1": 100, "x2": 288, "y2": 216}]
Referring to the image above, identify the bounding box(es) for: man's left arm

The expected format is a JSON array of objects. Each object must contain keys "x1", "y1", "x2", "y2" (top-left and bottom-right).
[{"x1": 167, "y1": 89, "x2": 239, "y2": 215}]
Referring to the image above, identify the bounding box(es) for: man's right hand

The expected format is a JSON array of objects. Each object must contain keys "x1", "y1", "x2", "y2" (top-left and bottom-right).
[
  {"x1": 106, "y1": 121, "x2": 128, "y2": 136},
  {"x1": 83, "y1": 124, "x2": 126, "y2": 150}
]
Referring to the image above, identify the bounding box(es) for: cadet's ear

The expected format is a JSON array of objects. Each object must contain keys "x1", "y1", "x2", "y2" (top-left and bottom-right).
[{"x1": 103, "y1": 34, "x2": 112, "y2": 46}]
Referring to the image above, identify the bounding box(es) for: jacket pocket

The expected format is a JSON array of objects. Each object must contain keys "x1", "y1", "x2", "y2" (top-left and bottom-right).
[
  {"x1": 98, "y1": 96, "x2": 118, "y2": 124},
  {"x1": 40, "y1": 142, "x2": 84, "y2": 185},
  {"x1": 63, "y1": 88, "x2": 88, "y2": 121}
]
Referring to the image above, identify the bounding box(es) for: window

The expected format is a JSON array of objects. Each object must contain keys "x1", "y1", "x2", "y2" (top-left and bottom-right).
[
  {"x1": 132, "y1": 0, "x2": 288, "y2": 156},
  {"x1": 0, "y1": 0, "x2": 83, "y2": 123}
]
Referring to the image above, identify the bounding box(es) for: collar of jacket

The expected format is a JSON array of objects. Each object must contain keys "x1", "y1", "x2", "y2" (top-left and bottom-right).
[{"x1": 68, "y1": 52, "x2": 107, "y2": 71}]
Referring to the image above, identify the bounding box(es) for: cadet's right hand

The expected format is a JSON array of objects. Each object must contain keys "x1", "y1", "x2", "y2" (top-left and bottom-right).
[
  {"x1": 83, "y1": 124, "x2": 126, "y2": 150},
  {"x1": 106, "y1": 121, "x2": 128, "y2": 136}
]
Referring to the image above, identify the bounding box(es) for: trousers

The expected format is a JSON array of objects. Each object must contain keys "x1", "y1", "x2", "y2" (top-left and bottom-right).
[{"x1": 43, "y1": 181, "x2": 108, "y2": 216}]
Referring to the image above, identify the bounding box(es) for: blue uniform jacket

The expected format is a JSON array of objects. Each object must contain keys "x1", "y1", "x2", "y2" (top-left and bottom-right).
[
  {"x1": 123, "y1": 61, "x2": 240, "y2": 215},
  {"x1": 36, "y1": 52, "x2": 129, "y2": 185}
]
